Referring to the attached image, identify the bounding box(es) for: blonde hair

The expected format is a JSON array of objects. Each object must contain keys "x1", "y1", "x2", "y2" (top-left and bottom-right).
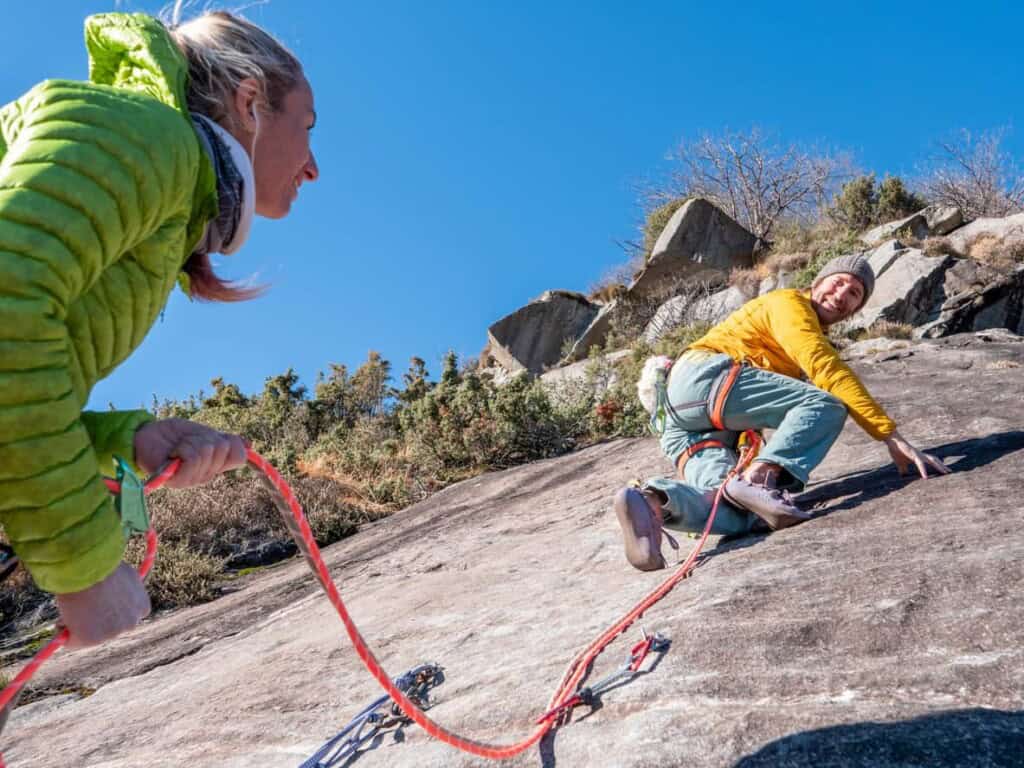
[
  {"x1": 167, "y1": 6, "x2": 304, "y2": 127},
  {"x1": 166, "y1": 5, "x2": 305, "y2": 302}
]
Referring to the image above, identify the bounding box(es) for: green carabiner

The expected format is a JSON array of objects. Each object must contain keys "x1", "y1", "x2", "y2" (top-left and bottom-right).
[{"x1": 113, "y1": 456, "x2": 150, "y2": 538}]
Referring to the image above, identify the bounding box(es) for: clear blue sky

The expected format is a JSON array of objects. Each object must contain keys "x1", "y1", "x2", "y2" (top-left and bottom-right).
[{"x1": 2, "y1": 1, "x2": 1022, "y2": 410}]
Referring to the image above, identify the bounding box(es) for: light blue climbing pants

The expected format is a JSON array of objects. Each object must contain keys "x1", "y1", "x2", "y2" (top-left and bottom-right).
[{"x1": 644, "y1": 350, "x2": 848, "y2": 536}]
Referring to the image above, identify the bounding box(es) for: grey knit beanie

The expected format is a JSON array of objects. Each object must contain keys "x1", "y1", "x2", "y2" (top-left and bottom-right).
[{"x1": 812, "y1": 252, "x2": 875, "y2": 309}]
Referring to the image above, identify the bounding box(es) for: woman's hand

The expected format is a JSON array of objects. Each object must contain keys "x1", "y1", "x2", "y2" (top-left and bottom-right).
[
  {"x1": 56, "y1": 562, "x2": 150, "y2": 648},
  {"x1": 884, "y1": 430, "x2": 951, "y2": 479},
  {"x1": 133, "y1": 418, "x2": 247, "y2": 488}
]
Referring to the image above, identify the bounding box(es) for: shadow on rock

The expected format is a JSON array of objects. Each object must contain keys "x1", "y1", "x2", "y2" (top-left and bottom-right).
[
  {"x1": 734, "y1": 708, "x2": 1024, "y2": 768},
  {"x1": 799, "y1": 430, "x2": 1024, "y2": 517}
]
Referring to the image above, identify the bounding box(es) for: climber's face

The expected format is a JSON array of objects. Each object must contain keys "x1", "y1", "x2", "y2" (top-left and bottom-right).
[{"x1": 811, "y1": 273, "x2": 866, "y2": 326}]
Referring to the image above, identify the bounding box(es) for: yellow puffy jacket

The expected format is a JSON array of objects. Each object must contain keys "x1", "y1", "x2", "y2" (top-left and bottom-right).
[{"x1": 689, "y1": 289, "x2": 896, "y2": 440}]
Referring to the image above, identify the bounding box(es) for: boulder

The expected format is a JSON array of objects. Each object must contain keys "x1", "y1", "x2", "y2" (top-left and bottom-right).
[
  {"x1": 945, "y1": 211, "x2": 1024, "y2": 260},
  {"x1": 842, "y1": 249, "x2": 955, "y2": 332},
  {"x1": 630, "y1": 198, "x2": 756, "y2": 300},
  {"x1": 642, "y1": 286, "x2": 747, "y2": 346},
  {"x1": 687, "y1": 285, "x2": 748, "y2": 326},
  {"x1": 642, "y1": 294, "x2": 689, "y2": 345},
  {"x1": 487, "y1": 290, "x2": 599, "y2": 375},
  {"x1": 564, "y1": 300, "x2": 626, "y2": 362},
  {"x1": 913, "y1": 261, "x2": 1024, "y2": 339},
  {"x1": 866, "y1": 239, "x2": 909, "y2": 279},
  {"x1": 540, "y1": 349, "x2": 632, "y2": 401},
  {"x1": 924, "y1": 204, "x2": 965, "y2": 236},
  {"x1": 861, "y1": 205, "x2": 966, "y2": 247},
  {"x1": 861, "y1": 211, "x2": 929, "y2": 247}
]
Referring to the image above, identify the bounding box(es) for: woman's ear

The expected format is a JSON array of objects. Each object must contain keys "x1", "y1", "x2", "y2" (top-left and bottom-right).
[{"x1": 232, "y1": 77, "x2": 263, "y2": 133}]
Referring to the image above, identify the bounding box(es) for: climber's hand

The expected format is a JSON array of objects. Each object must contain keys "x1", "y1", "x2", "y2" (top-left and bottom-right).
[
  {"x1": 56, "y1": 562, "x2": 151, "y2": 648},
  {"x1": 884, "y1": 430, "x2": 951, "y2": 479},
  {"x1": 134, "y1": 418, "x2": 247, "y2": 488}
]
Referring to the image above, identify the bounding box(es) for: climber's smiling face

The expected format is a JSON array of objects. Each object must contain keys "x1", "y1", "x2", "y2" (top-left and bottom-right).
[{"x1": 810, "y1": 273, "x2": 865, "y2": 326}]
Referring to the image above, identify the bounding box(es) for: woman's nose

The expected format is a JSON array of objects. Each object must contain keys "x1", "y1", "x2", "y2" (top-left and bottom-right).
[{"x1": 303, "y1": 152, "x2": 319, "y2": 182}]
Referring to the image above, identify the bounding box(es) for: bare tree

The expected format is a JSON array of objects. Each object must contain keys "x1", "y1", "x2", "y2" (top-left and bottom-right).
[
  {"x1": 657, "y1": 128, "x2": 851, "y2": 243},
  {"x1": 920, "y1": 128, "x2": 1024, "y2": 219}
]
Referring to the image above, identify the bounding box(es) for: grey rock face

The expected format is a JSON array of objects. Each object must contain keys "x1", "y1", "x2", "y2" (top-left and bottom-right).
[
  {"x1": 843, "y1": 250, "x2": 954, "y2": 331},
  {"x1": 642, "y1": 294, "x2": 690, "y2": 345},
  {"x1": 565, "y1": 300, "x2": 621, "y2": 362},
  {"x1": 914, "y1": 261, "x2": 1024, "y2": 339},
  {"x1": 487, "y1": 290, "x2": 599, "y2": 375},
  {"x1": 687, "y1": 285, "x2": 748, "y2": 326},
  {"x1": 758, "y1": 270, "x2": 795, "y2": 295},
  {"x1": 642, "y1": 286, "x2": 747, "y2": 346},
  {"x1": 7, "y1": 335, "x2": 1024, "y2": 768},
  {"x1": 630, "y1": 198, "x2": 756, "y2": 300},
  {"x1": 867, "y1": 239, "x2": 909, "y2": 279},
  {"x1": 540, "y1": 349, "x2": 632, "y2": 400}
]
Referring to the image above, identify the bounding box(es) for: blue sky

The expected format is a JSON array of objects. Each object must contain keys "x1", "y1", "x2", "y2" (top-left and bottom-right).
[{"x1": 2, "y1": 1, "x2": 1022, "y2": 410}]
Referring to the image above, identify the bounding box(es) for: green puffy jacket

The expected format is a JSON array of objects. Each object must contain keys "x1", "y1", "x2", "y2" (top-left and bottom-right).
[{"x1": 0, "y1": 13, "x2": 218, "y2": 593}]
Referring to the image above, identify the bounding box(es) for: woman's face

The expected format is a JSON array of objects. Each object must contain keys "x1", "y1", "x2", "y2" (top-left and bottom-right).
[
  {"x1": 252, "y1": 78, "x2": 319, "y2": 219},
  {"x1": 810, "y1": 273, "x2": 865, "y2": 326}
]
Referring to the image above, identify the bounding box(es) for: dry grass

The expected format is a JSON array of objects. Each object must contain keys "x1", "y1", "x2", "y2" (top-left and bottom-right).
[
  {"x1": 728, "y1": 267, "x2": 763, "y2": 298},
  {"x1": 760, "y1": 250, "x2": 813, "y2": 275},
  {"x1": 125, "y1": 539, "x2": 223, "y2": 610},
  {"x1": 854, "y1": 321, "x2": 915, "y2": 341},
  {"x1": 964, "y1": 234, "x2": 1024, "y2": 267},
  {"x1": 921, "y1": 236, "x2": 965, "y2": 259}
]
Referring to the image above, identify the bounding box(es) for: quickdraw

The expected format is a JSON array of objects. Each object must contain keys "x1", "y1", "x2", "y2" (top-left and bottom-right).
[{"x1": 299, "y1": 663, "x2": 445, "y2": 768}]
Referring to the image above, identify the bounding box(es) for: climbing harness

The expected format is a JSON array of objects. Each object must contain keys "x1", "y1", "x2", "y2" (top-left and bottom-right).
[
  {"x1": 649, "y1": 357, "x2": 744, "y2": 438},
  {"x1": 0, "y1": 437, "x2": 761, "y2": 764},
  {"x1": 299, "y1": 663, "x2": 444, "y2": 768},
  {"x1": 650, "y1": 356, "x2": 761, "y2": 478}
]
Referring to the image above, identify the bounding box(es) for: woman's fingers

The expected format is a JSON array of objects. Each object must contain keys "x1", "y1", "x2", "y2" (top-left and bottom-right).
[{"x1": 167, "y1": 430, "x2": 246, "y2": 488}]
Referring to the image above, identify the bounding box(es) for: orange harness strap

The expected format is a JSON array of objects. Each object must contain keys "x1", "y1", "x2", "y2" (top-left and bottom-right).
[
  {"x1": 709, "y1": 361, "x2": 742, "y2": 431},
  {"x1": 677, "y1": 361, "x2": 748, "y2": 477},
  {"x1": 676, "y1": 438, "x2": 727, "y2": 477}
]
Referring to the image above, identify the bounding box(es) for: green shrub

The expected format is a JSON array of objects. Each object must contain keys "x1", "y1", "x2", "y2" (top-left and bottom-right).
[
  {"x1": 792, "y1": 231, "x2": 864, "y2": 288},
  {"x1": 877, "y1": 176, "x2": 927, "y2": 222},
  {"x1": 126, "y1": 538, "x2": 223, "y2": 610},
  {"x1": 832, "y1": 174, "x2": 877, "y2": 230},
  {"x1": 830, "y1": 174, "x2": 926, "y2": 230}
]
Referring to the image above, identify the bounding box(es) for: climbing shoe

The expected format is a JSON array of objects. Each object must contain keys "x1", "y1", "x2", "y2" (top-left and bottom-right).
[
  {"x1": 721, "y1": 477, "x2": 811, "y2": 530},
  {"x1": 613, "y1": 488, "x2": 677, "y2": 571}
]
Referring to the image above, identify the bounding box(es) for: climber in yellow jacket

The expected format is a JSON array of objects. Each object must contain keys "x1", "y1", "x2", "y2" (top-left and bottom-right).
[{"x1": 615, "y1": 253, "x2": 950, "y2": 571}]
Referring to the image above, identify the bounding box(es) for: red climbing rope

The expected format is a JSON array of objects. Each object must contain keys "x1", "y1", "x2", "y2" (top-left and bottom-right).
[{"x1": 0, "y1": 436, "x2": 760, "y2": 763}]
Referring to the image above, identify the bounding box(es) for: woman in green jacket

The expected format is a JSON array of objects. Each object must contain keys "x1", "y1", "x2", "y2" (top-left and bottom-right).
[{"x1": 0, "y1": 10, "x2": 318, "y2": 646}]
